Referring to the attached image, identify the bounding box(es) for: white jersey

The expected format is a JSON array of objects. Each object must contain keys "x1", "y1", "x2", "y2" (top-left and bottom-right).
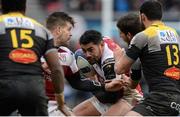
[
  {"x1": 58, "y1": 46, "x2": 78, "y2": 74},
  {"x1": 92, "y1": 37, "x2": 143, "y2": 105}
]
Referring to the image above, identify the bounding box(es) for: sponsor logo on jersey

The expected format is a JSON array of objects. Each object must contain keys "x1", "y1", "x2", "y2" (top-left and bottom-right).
[
  {"x1": 164, "y1": 66, "x2": 180, "y2": 80},
  {"x1": 59, "y1": 53, "x2": 66, "y2": 62},
  {"x1": 158, "y1": 30, "x2": 177, "y2": 43},
  {"x1": 170, "y1": 101, "x2": 180, "y2": 113},
  {"x1": 4, "y1": 17, "x2": 34, "y2": 29},
  {"x1": 9, "y1": 48, "x2": 38, "y2": 64}
]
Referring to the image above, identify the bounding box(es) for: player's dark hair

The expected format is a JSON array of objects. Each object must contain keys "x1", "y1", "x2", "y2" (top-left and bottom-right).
[
  {"x1": 79, "y1": 30, "x2": 103, "y2": 45},
  {"x1": 46, "y1": 12, "x2": 75, "y2": 30},
  {"x1": 117, "y1": 13, "x2": 143, "y2": 36},
  {"x1": 1, "y1": 0, "x2": 26, "y2": 14},
  {"x1": 140, "y1": 0, "x2": 163, "y2": 20}
]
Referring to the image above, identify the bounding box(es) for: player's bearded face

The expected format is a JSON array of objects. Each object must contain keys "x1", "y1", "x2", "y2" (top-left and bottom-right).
[
  {"x1": 120, "y1": 31, "x2": 130, "y2": 44},
  {"x1": 81, "y1": 43, "x2": 102, "y2": 64}
]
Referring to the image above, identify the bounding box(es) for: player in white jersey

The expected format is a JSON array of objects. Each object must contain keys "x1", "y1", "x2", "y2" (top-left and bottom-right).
[
  {"x1": 43, "y1": 12, "x2": 120, "y2": 116},
  {"x1": 73, "y1": 30, "x2": 143, "y2": 116}
]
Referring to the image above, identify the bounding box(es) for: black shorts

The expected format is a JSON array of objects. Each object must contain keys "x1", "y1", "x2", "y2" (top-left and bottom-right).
[
  {"x1": 0, "y1": 75, "x2": 48, "y2": 116},
  {"x1": 132, "y1": 91, "x2": 180, "y2": 116}
]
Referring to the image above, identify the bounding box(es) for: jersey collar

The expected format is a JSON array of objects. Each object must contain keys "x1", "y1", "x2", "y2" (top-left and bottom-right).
[{"x1": 151, "y1": 21, "x2": 165, "y2": 27}]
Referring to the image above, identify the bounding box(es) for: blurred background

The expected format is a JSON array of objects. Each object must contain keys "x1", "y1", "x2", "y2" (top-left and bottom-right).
[
  {"x1": 13, "y1": 0, "x2": 180, "y2": 51},
  {"x1": 1, "y1": 0, "x2": 179, "y2": 108}
]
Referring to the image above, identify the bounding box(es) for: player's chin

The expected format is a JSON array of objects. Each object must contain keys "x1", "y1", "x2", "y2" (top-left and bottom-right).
[{"x1": 87, "y1": 58, "x2": 93, "y2": 63}]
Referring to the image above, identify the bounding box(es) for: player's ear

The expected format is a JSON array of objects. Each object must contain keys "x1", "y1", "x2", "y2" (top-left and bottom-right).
[
  {"x1": 56, "y1": 26, "x2": 62, "y2": 35},
  {"x1": 100, "y1": 40, "x2": 104, "y2": 47},
  {"x1": 127, "y1": 32, "x2": 132, "y2": 40},
  {"x1": 140, "y1": 13, "x2": 146, "y2": 22}
]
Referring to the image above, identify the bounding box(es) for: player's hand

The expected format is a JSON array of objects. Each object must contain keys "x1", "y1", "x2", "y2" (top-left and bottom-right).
[
  {"x1": 105, "y1": 79, "x2": 125, "y2": 92},
  {"x1": 59, "y1": 105, "x2": 74, "y2": 116},
  {"x1": 55, "y1": 93, "x2": 74, "y2": 116},
  {"x1": 113, "y1": 46, "x2": 125, "y2": 61},
  {"x1": 121, "y1": 74, "x2": 131, "y2": 87},
  {"x1": 42, "y1": 62, "x2": 51, "y2": 74}
]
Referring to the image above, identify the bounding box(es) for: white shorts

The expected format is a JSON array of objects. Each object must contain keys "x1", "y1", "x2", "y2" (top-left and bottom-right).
[
  {"x1": 89, "y1": 96, "x2": 112, "y2": 114},
  {"x1": 90, "y1": 89, "x2": 143, "y2": 114},
  {"x1": 123, "y1": 88, "x2": 143, "y2": 106},
  {"x1": 48, "y1": 101, "x2": 65, "y2": 116}
]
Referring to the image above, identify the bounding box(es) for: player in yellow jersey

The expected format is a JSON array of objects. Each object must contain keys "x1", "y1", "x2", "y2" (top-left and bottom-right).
[
  {"x1": 106, "y1": 0, "x2": 180, "y2": 116},
  {"x1": 0, "y1": 0, "x2": 66, "y2": 115}
]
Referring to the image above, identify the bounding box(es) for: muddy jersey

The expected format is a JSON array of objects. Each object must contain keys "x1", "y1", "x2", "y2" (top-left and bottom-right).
[
  {"x1": 126, "y1": 21, "x2": 180, "y2": 93},
  {"x1": 0, "y1": 12, "x2": 55, "y2": 77}
]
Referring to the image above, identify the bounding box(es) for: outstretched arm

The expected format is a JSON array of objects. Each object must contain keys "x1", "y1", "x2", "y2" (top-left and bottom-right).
[
  {"x1": 45, "y1": 50, "x2": 72, "y2": 116},
  {"x1": 114, "y1": 46, "x2": 134, "y2": 74}
]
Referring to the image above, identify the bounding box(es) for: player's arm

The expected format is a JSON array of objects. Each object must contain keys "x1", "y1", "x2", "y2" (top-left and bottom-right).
[
  {"x1": 45, "y1": 49, "x2": 74, "y2": 116},
  {"x1": 104, "y1": 55, "x2": 138, "y2": 91},
  {"x1": 114, "y1": 50, "x2": 135, "y2": 75},
  {"x1": 45, "y1": 49, "x2": 70, "y2": 115},
  {"x1": 44, "y1": 31, "x2": 64, "y2": 98},
  {"x1": 44, "y1": 30, "x2": 72, "y2": 116},
  {"x1": 114, "y1": 32, "x2": 147, "y2": 88},
  {"x1": 70, "y1": 49, "x2": 106, "y2": 91},
  {"x1": 105, "y1": 54, "x2": 141, "y2": 91},
  {"x1": 45, "y1": 49, "x2": 64, "y2": 95},
  {"x1": 66, "y1": 71, "x2": 106, "y2": 92},
  {"x1": 129, "y1": 59, "x2": 142, "y2": 89}
]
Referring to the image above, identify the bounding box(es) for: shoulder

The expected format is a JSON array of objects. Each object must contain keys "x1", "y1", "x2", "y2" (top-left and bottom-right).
[
  {"x1": 143, "y1": 26, "x2": 157, "y2": 38},
  {"x1": 58, "y1": 46, "x2": 75, "y2": 65},
  {"x1": 101, "y1": 38, "x2": 115, "y2": 64},
  {"x1": 24, "y1": 16, "x2": 44, "y2": 28},
  {"x1": 130, "y1": 31, "x2": 148, "y2": 49}
]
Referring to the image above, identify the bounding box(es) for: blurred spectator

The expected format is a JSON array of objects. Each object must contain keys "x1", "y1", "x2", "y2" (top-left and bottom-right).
[
  {"x1": 158, "y1": 0, "x2": 180, "y2": 11},
  {"x1": 114, "y1": 0, "x2": 130, "y2": 12},
  {"x1": 38, "y1": 0, "x2": 180, "y2": 12},
  {"x1": 68, "y1": 0, "x2": 81, "y2": 11},
  {"x1": 38, "y1": 0, "x2": 64, "y2": 13},
  {"x1": 66, "y1": 0, "x2": 101, "y2": 11},
  {"x1": 128, "y1": 0, "x2": 144, "y2": 11},
  {"x1": 69, "y1": 14, "x2": 87, "y2": 51}
]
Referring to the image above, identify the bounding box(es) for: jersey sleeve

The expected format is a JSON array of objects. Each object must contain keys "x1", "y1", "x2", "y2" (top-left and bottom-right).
[
  {"x1": 130, "y1": 58, "x2": 142, "y2": 82},
  {"x1": 102, "y1": 58, "x2": 116, "y2": 80},
  {"x1": 60, "y1": 50, "x2": 79, "y2": 74},
  {"x1": 126, "y1": 32, "x2": 148, "y2": 61}
]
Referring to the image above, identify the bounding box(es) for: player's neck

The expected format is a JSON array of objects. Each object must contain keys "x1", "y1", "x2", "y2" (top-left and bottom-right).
[{"x1": 145, "y1": 20, "x2": 161, "y2": 28}]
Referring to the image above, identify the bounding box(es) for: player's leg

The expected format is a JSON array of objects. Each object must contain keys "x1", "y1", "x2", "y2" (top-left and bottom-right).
[
  {"x1": 0, "y1": 79, "x2": 19, "y2": 115},
  {"x1": 73, "y1": 97, "x2": 101, "y2": 116},
  {"x1": 126, "y1": 92, "x2": 180, "y2": 116},
  {"x1": 103, "y1": 99, "x2": 132, "y2": 116},
  {"x1": 126, "y1": 110, "x2": 143, "y2": 116},
  {"x1": 18, "y1": 76, "x2": 48, "y2": 116}
]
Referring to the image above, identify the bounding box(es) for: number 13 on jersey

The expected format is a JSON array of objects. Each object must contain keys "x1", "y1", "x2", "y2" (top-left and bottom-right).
[{"x1": 165, "y1": 44, "x2": 179, "y2": 66}]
